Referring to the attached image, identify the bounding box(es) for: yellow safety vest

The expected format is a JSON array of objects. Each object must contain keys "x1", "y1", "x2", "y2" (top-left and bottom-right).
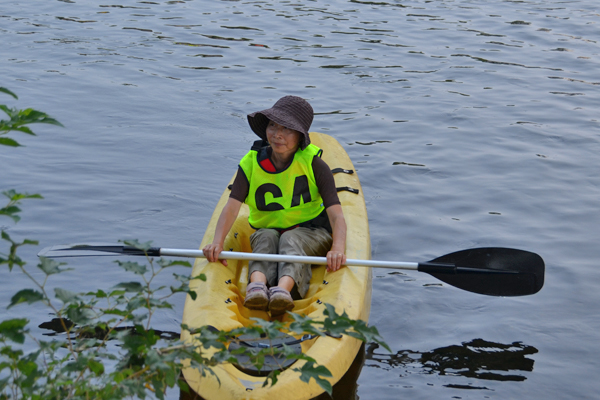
[{"x1": 239, "y1": 142, "x2": 325, "y2": 230}]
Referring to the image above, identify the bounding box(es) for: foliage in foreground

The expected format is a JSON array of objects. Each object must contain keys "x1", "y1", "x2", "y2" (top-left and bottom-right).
[
  {"x1": 0, "y1": 88, "x2": 389, "y2": 399},
  {"x1": 0, "y1": 87, "x2": 63, "y2": 148}
]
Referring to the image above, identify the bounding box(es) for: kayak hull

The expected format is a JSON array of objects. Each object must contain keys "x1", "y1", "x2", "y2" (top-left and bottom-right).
[{"x1": 181, "y1": 132, "x2": 372, "y2": 400}]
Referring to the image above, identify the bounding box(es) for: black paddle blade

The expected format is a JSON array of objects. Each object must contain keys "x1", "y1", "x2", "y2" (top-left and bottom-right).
[
  {"x1": 418, "y1": 247, "x2": 544, "y2": 297},
  {"x1": 37, "y1": 243, "x2": 160, "y2": 258}
]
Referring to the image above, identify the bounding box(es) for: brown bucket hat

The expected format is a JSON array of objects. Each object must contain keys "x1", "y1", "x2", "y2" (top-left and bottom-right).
[{"x1": 247, "y1": 95, "x2": 314, "y2": 150}]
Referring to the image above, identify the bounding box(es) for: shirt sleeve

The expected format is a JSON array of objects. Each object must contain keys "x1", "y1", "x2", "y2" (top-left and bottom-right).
[
  {"x1": 312, "y1": 156, "x2": 341, "y2": 209},
  {"x1": 229, "y1": 166, "x2": 249, "y2": 203}
]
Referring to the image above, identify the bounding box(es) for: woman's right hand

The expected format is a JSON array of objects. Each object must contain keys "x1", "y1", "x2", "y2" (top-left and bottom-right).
[
  {"x1": 202, "y1": 243, "x2": 227, "y2": 266},
  {"x1": 202, "y1": 198, "x2": 242, "y2": 267}
]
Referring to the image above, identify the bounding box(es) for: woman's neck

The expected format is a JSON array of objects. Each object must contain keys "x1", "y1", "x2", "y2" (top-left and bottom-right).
[{"x1": 269, "y1": 147, "x2": 296, "y2": 171}]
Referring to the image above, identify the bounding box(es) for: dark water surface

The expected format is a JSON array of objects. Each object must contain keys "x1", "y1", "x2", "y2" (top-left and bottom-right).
[{"x1": 2, "y1": 0, "x2": 599, "y2": 398}]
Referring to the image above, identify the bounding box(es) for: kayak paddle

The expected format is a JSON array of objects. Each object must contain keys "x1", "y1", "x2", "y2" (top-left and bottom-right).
[{"x1": 38, "y1": 244, "x2": 544, "y2": 297}]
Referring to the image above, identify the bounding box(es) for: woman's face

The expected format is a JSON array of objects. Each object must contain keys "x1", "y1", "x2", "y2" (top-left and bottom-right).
[{"x1": 266, "y1": 120, "x2": 302, "y2": 158}]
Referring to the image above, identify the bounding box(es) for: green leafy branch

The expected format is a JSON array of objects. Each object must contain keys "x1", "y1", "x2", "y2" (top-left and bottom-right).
[
  {"x1": 2, "y1": 244, "x2": 205, "y2": 399},
  {"x1": 1, "y1": 87, "x2": 57, "y2": 271},
  {"x1": 0, "y1": 190, "x2": 44, "y2": 224},
  {"x1": 0, "y1": 87, "x2": 63, "y2": 148}
]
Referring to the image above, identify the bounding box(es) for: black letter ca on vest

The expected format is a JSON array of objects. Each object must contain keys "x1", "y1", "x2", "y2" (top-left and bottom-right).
[
  {"x1": 291, "y1": 175, "x2": 312, "y2": 207},
  {"x1": 256, "y1": 183, "x2": 284, "y2": 211},
  {"x1": 256, "y1": 176, "x2": 312, "y2": 211}
]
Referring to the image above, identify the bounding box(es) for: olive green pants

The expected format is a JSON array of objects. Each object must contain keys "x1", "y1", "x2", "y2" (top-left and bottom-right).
[{"x1": 248, "y1": 227, "x2": 333, "y2": 299}]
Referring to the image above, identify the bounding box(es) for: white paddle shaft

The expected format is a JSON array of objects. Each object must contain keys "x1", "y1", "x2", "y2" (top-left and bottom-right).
[{"x1": 159, "y1": 248, "x2": 420, "y2": 271}]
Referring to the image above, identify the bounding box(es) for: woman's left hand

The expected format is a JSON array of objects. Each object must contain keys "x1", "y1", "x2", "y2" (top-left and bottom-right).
[
  {"x1": 326, "y1": 249, "x2": 346, "y2": 272},
  {"x1": 325, "y1": 204, "x2": 347, "y2": 273}
]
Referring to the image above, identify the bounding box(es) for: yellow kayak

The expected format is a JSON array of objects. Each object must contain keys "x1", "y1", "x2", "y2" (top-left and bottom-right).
[{"x1": 180, "y1": 132, "x2": 372, "y2": 400}]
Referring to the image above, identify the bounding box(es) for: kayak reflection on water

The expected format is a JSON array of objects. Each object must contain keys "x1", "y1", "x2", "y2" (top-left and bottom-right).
[{"x1": 366, "y1": 338, "x2": 538, "y2": 384}]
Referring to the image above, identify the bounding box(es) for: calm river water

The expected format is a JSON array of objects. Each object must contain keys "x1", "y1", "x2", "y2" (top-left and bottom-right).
[{"x1": 2, "y1": 0, "x2": 599, "y2": 398}]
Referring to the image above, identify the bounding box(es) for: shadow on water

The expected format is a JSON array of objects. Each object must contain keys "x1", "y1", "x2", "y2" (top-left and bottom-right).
[
  {"x1": 39, "y1": 318, "x2": 180, "y2": 340},
  {"x1": 366, "y1": 338, "x2": 538, "y2": 388}
]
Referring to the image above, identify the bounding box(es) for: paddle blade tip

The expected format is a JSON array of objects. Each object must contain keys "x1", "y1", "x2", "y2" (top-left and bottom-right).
[
  {"x1": 36, "y1": 243, "x2": 148, "y2": 258},
  {"x1": 424, "y1": 247, "x2": 545, "y2": 297}
]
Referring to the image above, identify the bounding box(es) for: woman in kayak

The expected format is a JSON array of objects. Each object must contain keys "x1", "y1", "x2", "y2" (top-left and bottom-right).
[{"x1": 202, "y1": 95, "x2": 347, "y2": 316}]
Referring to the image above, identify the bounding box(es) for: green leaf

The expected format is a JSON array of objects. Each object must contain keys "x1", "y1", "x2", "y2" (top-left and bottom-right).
[
  {"x1": 55, "y1": 288, "x2": 80, "y2": 304},
  {"x1": 263, "y1": 370, "x2": 281, "y2": 388},
  {"x1": 0, "y1": 205, "x2": 20, "y2": 214},
  {"x1": 11, "y1": 108, "x2": 63, "y2": 128},
  {"x1": 174, "y1": 272, "x2": 206, "y2": 283},
  {"x1": 0, "y1": 87, "x2": 18, "y2": 99},
  {"x1": 121, "y1": 239, "x2": 153, "y2": 252},
  {"x1": 37, "y1": 257, "x2": 70, "y2": 275},
  {"x1": 0, "y1": 376, "x2": 11, "y2": 392},
  {"x1": 113, "y1": 281, "x2": 144, "y2": 293},
  {"x1": 113, "y1": 370, "x2": 126, "y2": 384},
  {"x1": 128, "y1": 312, "x2": 148, "y2": 325},
  {"x1": 288, "y1": 313, "x2": 326, "y2": 337},
  {"x1": 126, "y1": 296, "x2": 148, "y2": 312},
  {"x1": 296, "y1": 362, "x2": 333, "y2": 395},
  {"x1": 175, "y1": 287, "x2": 197, "y2": 300},
  {"x1": 158, "y1": 259, "x2": 192, "y2": 268},
  {"x1": 62, "y1": 355, "x2": 90, "y2": 373},
  {"x1": 88, "y1": 359, "x2": 105, "y2": 376},
  {"x1": 66, "y1": 305, "x2": 96, "y2": 325},
  {"x1": 0, "y1": 137, "x2": 21, "y2": 147},
  {"x1": 165, "y1": 366, "x2": 177, "y2": 387},
  {"x1": 87, "y1": 289, "x2": 108, "y2": 298},
  {"x1": 145, "y1": 348, "x2": 163, "y2": 368},
  {"x1": 177, "y1": 378, "x2": 191, "y2": 393},
  {"x1": 11, "y1": 125, "x2": 34, "y2": 135},
  {"x1": 108, "y1": 289, "x2": 127, "y2": 297},
  {"x1": 8, "y1": 289, "x2": 45, "y2": 308},
  {"x1": 247, "y1": 318, "x2": 286, "y2": 339},
  {"x1": 2, "y1": 189, "x2": 17, "y2": 199},
  {"x1": 103, "y1": 309, "x2": 129, "y2": 317},
  {"x1": 0, "y1": 318, "x2": 29, "y2": 343},
  {"x1": 115, "y1": 260, "x2": 147, "y2": 275},
  {"x1": 349, "y1": 320, "x2": 391, "y2": 352},
  {"x1": 3, "y1": 190, "x2": 43, "y2": 202},
  {"x1": 0, "y1": 205, "x2": 21, "y2": 222},
  {"x1": 151, "y1": 378, "x2": 166, "y2": 400},
  {"x1": 17, "y1": 358, "x2": 39, "y2": 376}
]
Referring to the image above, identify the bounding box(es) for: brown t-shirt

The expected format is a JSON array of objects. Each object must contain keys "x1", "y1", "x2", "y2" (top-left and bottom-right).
[{"x1": 229, "y1": 152, "x2": 340, "y2": 209}]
